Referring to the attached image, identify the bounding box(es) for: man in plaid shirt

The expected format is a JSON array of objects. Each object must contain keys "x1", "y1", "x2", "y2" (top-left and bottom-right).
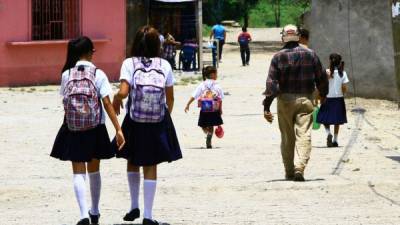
[{"x1": 263, "y1": 24, "x2": 328, "y2": 182}]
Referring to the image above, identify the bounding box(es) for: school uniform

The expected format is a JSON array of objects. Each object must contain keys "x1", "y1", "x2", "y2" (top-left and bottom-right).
[
  {"x1": 50, "y1": 60, "x2": 114, "y2": 162},
  {"x1": 317, "y1": 69, "x2": 349, "y2": 125},
  {"x1": 114, "y1": 57, "x2": 182, "y2": 166},
  {"x1": 193, "y1": 79, "x2": 224, "y2": 127}
]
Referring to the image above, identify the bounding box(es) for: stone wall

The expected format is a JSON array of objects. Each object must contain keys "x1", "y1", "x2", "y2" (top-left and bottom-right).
[{"x1": 308, "y1": 0, "x2": 399, "y2": 101}]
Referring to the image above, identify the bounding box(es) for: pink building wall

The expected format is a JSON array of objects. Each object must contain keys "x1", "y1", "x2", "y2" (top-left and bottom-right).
[{"x1": 0, "y1": 0, "x2": 126, "y2": 86}]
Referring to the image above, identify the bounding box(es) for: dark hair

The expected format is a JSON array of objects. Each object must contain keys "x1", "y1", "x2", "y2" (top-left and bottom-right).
[
  {"x1": 329, "y1": 53, "x2": 344, "y2": 78},
  {"x1": 242, "y1": 26, "x2": 247, "y2": 32},
  {"x1": 202, "y1": 66, "x2": 217, "y2": 81},
  {"x1": 62, "y1": 36, "x2": 94, "y2": 73},
  {"x1": 299, "y1": 28, "x2": 309, "y2": 40},
  {"x1": 130, "y1": 26, "x2": 161, "y2": 58}
]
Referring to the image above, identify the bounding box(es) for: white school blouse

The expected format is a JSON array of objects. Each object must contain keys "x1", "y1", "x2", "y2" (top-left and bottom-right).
[
  {"x1": 192, "y1": 79, "x2": 224, "y2": 100},
  {"x1": 326, "y1": 69, "x2": 350, "y2": 98},
  {"x1": 60, "y1": 60, "x2": 113, "y2": 124}
]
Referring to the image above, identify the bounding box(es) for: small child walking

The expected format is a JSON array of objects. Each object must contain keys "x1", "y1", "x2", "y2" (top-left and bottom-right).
[
  {"x1": 185, "y1": 66, "x2": 224, "y2": 149},
  {"x1": 317, "y1": 53, "x2": 349, "y2": 147}
]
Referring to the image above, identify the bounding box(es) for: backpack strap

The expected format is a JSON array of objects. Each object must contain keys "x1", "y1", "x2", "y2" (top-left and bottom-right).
[
  {"x1": 93, "y1": 67, "x2": 102, "y2": 125},
  {"x1": 127, "y1": 57, "x2": 137, "y2": 113}
]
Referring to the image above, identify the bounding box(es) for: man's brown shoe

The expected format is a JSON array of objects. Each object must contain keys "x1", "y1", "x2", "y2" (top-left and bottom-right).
[{"x1": 293, "y1": 171, "x2": 305, "y2": 182}]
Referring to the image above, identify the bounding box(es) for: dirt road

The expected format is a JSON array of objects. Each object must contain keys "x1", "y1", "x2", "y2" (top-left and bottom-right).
[{"x1": 1, "y1": 51, "x2": 400, "y2": 225}]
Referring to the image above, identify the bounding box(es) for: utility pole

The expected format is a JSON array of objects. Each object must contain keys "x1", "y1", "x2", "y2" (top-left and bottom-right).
[{"x1": 197, "y1": 0, "x2": 203, "y2": 71}]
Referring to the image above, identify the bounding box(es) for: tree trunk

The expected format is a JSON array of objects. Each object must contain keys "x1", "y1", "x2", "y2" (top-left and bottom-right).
[
  {"x1": 277, "y1": 0, "x2": 281, "y2": 27},
  {"x1": 244, "y1": 3, "x2": 249, "y2": 27},
  {"x1": 273, "y1": 0, "x2": 281, "y2": 27}
]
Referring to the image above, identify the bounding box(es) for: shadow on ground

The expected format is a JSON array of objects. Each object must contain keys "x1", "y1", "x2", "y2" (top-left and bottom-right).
[
  {"x1": 386, "y1": 156, "x2": 400, "y2": 163},
  {"x1": 266, "y1": 178, "x2": 325, "y2": 183}
]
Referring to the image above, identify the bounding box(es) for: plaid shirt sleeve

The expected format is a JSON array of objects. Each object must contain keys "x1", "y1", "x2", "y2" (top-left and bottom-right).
[
  {"x1": 263, "y1": 56, "x2": 280, "y2": 112},
  {"x1": 313, "y1": 53, "x2": 329, "y2": 97}
]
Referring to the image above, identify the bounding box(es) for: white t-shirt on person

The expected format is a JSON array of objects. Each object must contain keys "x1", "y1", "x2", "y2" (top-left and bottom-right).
[
  {"x1": 393, "y1": 2, "x2": 400, "y2": 17},
  {"x1": 192, "y1": 79, "x2": 224, "y2": 99},
  {"x1": 326, "y1": 69, "x2": 349, "y2": 98},
  {"x1": 60, "y1": 60, "x2": 113, "y2": 124}
]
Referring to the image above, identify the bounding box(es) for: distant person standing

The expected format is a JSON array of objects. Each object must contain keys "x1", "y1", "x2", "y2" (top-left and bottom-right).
[
  {"x1": 263, "y1": 24, "x2": 328, "y2": 182},
  {"x1": 238, "y1": 26, "x2": 252, "y2": 66},
  {"x1": 210, "y1": 21, "x2": 226, "y2": 62},
  {"x1": 163, "y1": 33, "x2": 180, "y2": 70}
]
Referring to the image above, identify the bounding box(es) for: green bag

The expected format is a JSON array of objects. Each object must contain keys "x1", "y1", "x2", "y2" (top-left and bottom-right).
[{"x1": 312, "y1": 106, "x2": 321, "y2": 130}]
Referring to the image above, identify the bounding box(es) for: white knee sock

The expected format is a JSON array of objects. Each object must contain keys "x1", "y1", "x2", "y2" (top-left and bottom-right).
[
  {"x1": 325, "y1": 126, "x2": 331, "y2": 135},
  {"x1": 333, "y1": 133, "x2": 338, "y2": 143},
  {"x1": 143, "y1": 179, "x2": 157, "y2": 220},
  {"x1": 127, "y1": 172, "x2": 140, "y2": 210},
  {"x1": 89, "y1": 172, "x2": 101, "y2": 215},
  {"x1": 73, "y1": 174, "x2": 89, "y2": 219}
]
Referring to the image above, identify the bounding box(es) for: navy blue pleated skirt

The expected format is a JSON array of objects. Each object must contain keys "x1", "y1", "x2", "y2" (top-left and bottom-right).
[
  {"x1": 113, "y1": 111, "x2": 182, "y2": 166},
  {"x1": 50, "y1": 123, "x2": 114, "y2": 162},
  {"x1": 317, "y1": 97, "x2": 347, "y2": 125},
  {"x1": 198, "y1": 111, "x2": 223, "y2": 128}
]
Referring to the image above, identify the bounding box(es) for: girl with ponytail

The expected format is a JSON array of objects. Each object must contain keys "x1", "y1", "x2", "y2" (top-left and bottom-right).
[
  {"x1": 317, "y1": 53, "x2": 350, "y2": 147},
  {"x1": 51, "y1": 36, "x2": 125, "y2": 225}
]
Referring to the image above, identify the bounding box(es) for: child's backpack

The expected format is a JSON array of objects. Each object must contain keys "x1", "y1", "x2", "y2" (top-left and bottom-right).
[
  {"x1": 129, "y1": 58, "x2": 166, "y2": 123},
  {"x1": 63, "y1": 65, "x2": 101, "y2": 131},
  {"x1": 198, "y1": 83, "x2": 222, "y2": 112},
  {"x1": 239, "y1": 33, "x2": 250, "y2": 46}
]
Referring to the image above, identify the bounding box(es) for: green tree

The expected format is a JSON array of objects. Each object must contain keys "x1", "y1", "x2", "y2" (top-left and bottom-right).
[
  {"x1": 237, "y1": 0, "x2": 260, "y2": 27},
  {"x1": 271, "y1": 0, "x2": 281, "y2": 27}
]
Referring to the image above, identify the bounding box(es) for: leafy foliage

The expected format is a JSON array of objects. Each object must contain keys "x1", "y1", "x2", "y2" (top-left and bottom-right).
[{"x1": 203, "y1": 0, "x2": 311, "y2": 27}]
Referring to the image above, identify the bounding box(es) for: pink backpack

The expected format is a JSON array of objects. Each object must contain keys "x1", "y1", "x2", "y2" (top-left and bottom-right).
[
  {"x1": 197, "y1": 82, "x2": 222, "y2": 112},
  {"x1": 63, "y1": 66, "x2": 101, "y2": 131}
]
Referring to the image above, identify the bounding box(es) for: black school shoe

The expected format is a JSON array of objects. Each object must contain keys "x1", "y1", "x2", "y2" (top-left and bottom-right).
[
  {"x1": 327, "y1": 134, "x2": 333, "y2": 147},
  {"x1": 88, "y1": 211, "x2": 100, "y2": 224},
  {"x1": 123, "y1": 208, "x2": 140, "y2": 221},
  {"x1": 332, "y1": 141, "x2": 339, "y2": 147},
  {"x1": 76, "y1": 218, "x2": 90, "y2": 225},
  {"x1": 143, "y1": 218, "x2": 164, "y2": 225}
]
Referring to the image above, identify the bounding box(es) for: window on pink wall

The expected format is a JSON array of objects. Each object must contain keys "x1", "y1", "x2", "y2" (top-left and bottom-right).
[{"x1": 32, "y1": 0, "x2": 81, "y2": 40}]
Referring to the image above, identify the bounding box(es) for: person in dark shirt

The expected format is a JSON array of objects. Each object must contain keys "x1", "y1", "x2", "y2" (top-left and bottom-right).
[
  {"x1": 238, "y1": 26, "x2": 252, "y2": 66},
  {"x1": 263, "y1": 24, "x2": 328, "y2": 182}
]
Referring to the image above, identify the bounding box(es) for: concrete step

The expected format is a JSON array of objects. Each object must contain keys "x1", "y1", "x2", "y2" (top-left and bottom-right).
[{"x1": 225, "y1": 41, "x2": 283, "y2": 52}]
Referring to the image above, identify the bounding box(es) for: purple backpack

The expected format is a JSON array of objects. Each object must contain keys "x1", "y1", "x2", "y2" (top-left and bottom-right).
[
  {"x1": 63, "y1": 66, "x2": 101, "y2": 131},
  {"x1": 129, "y1": 58, "x2": 166, "y2": 123}
]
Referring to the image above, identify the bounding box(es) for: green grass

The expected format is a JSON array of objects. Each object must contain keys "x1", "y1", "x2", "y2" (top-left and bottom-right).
[
  {"x1": 203, "y1": 24, "x2": 212, "y2": 37},
  {"x1": 248, "y1": 0, "x2": 310, "y2": 27},
  {"x1": 203, "y1": 0, "x2": 310, "y2": 28}
]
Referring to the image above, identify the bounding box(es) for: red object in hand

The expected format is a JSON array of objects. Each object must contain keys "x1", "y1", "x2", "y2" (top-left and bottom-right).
[{"x1": 215, "y1": 126, "x2": 224, "y2": 138}]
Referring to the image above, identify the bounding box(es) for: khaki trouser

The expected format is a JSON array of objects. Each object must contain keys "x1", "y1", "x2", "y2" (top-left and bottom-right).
[{"x1": 277, "y1": 93, "x2": 314, "y2": 175}]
